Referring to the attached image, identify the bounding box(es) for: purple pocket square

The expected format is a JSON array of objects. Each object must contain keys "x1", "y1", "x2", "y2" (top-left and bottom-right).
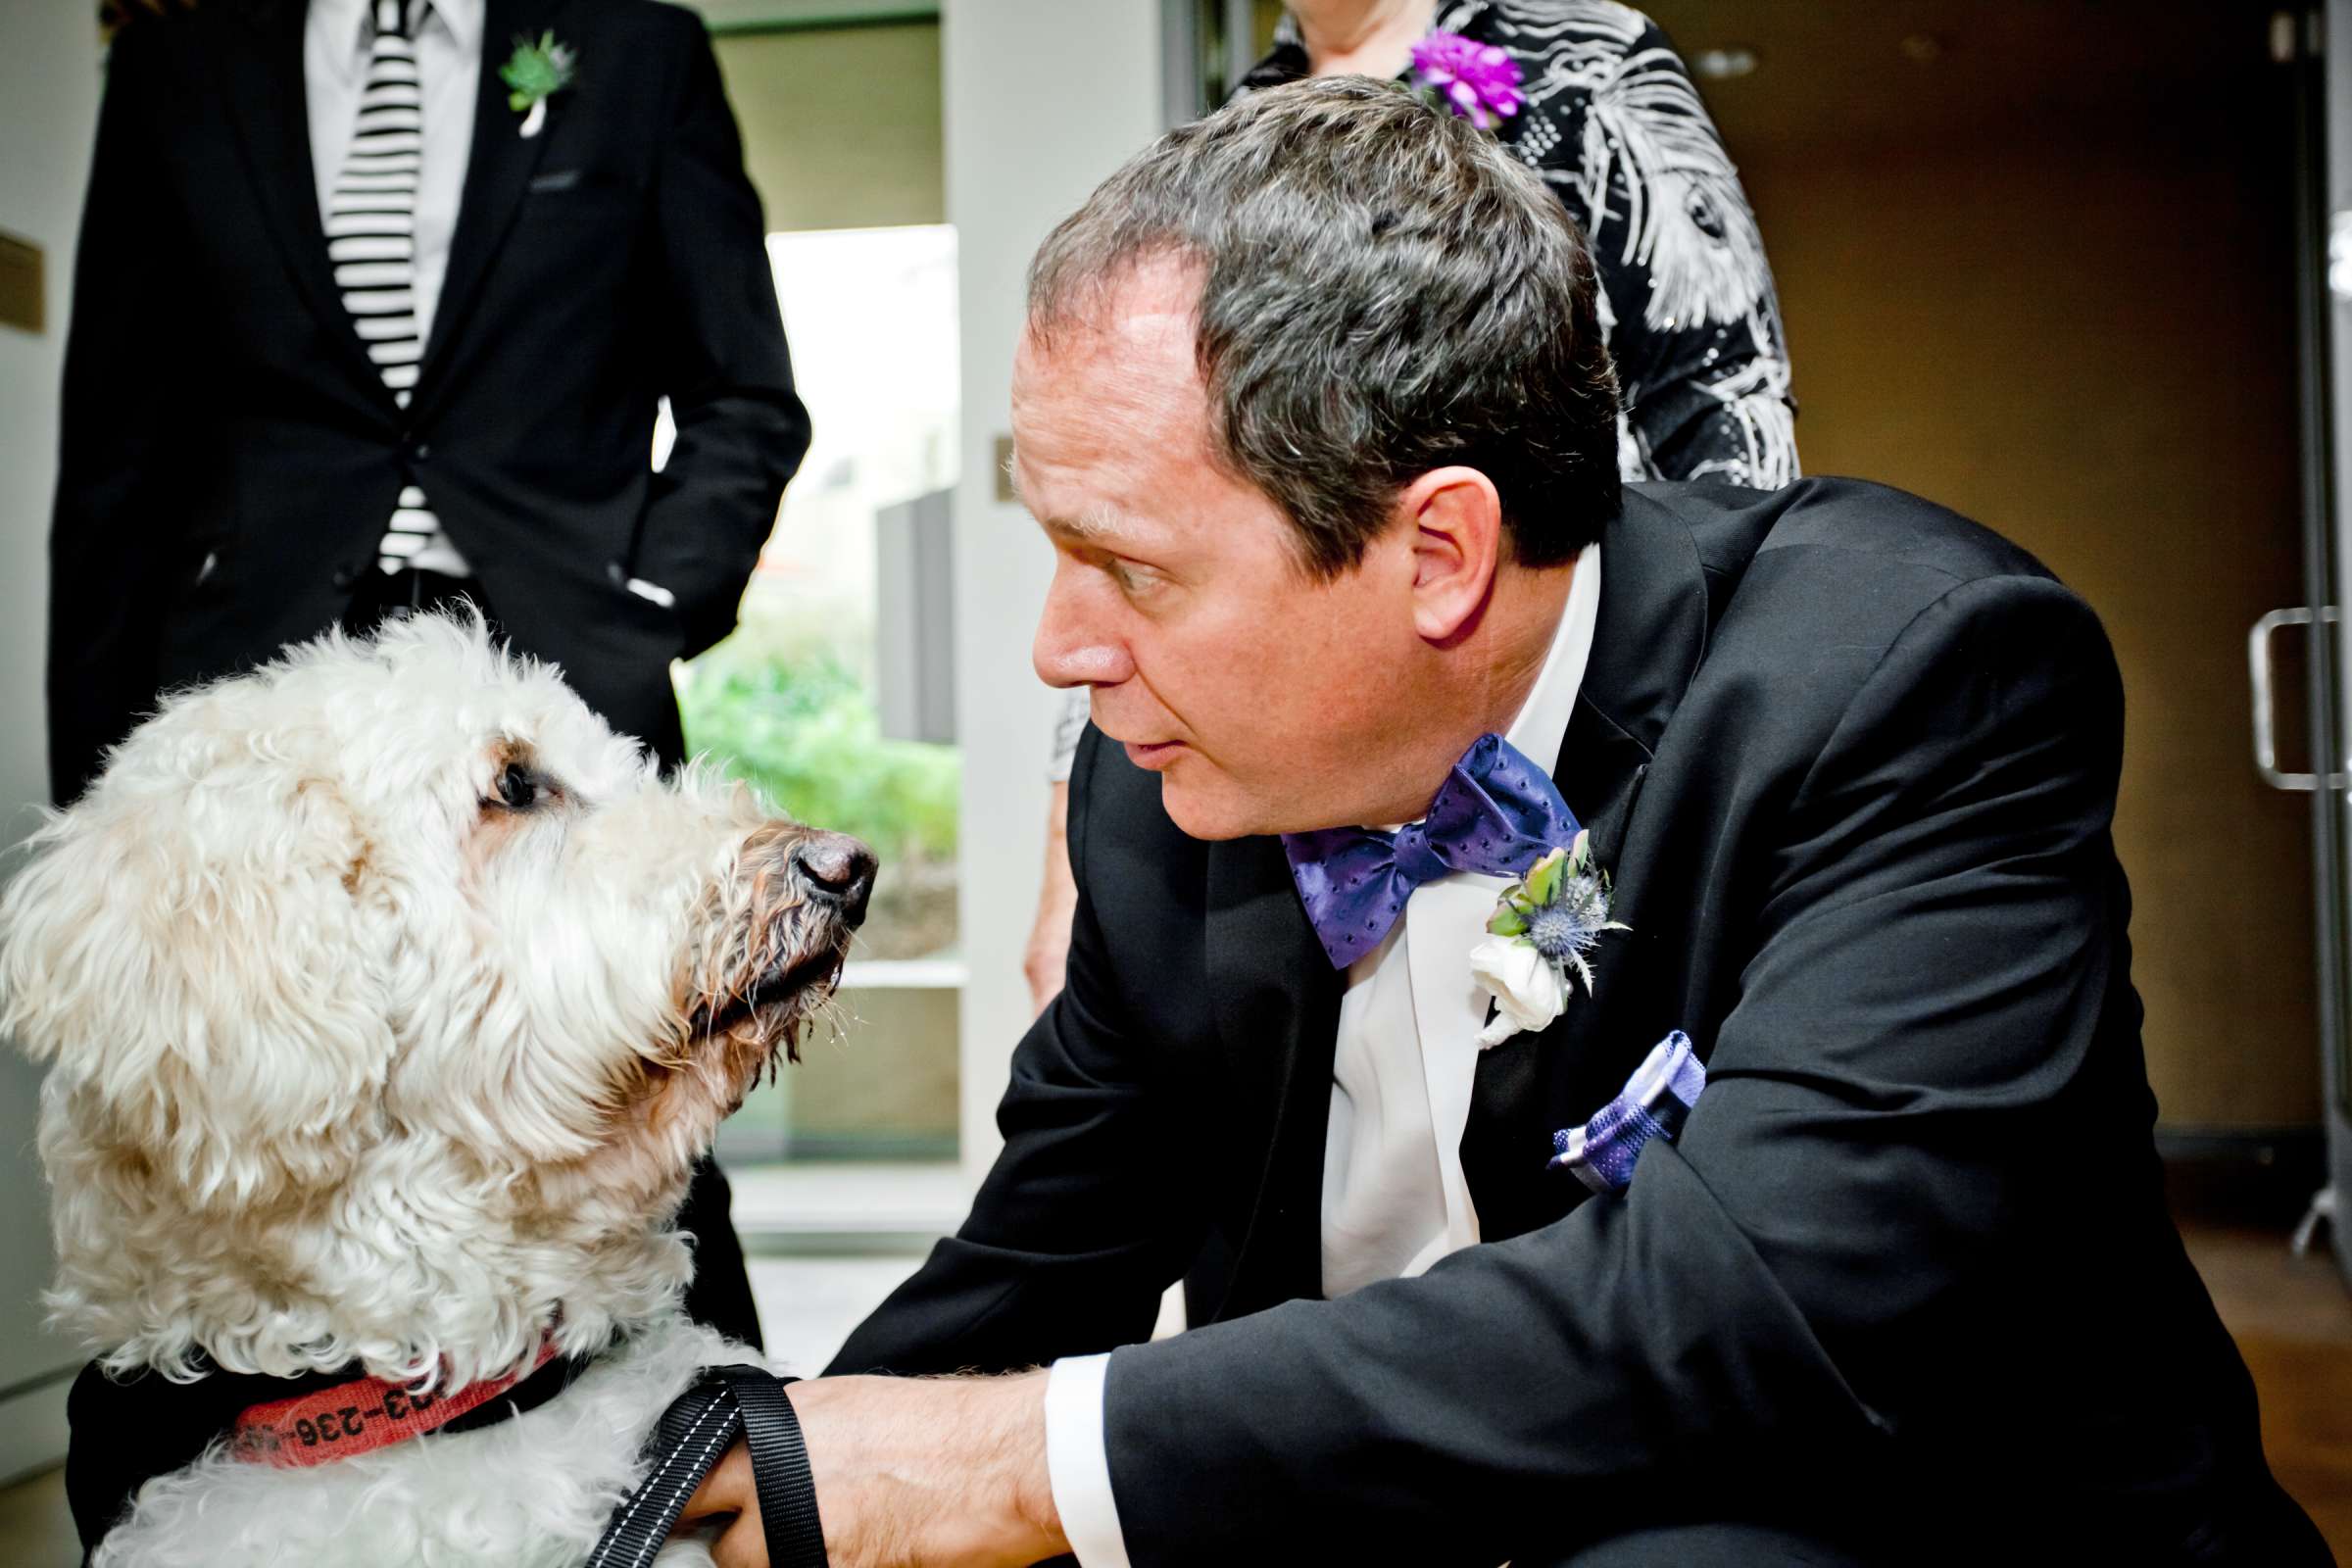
[{"x1": 1549, "y1": 1030, "x2": 1705, "y2": 1195}]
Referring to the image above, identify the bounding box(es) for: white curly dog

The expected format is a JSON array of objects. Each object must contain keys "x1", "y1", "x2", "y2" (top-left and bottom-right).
[{"x1": 1, "y1": 612, "x2": 872, "y2": 1565}]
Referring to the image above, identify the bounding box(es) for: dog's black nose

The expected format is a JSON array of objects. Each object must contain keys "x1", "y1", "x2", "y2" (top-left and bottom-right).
[{"x1": 791, "y1": 832, "x2": 877, "y2": 928}]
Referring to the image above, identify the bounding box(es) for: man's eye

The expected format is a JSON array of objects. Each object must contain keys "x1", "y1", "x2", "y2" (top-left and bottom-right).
[
  {"x1": 496, "y1": 763, "x2": 539, "y2": 811},
  {"x1": 1108, "y1": 559, "x2": 1161, "y2": 594}
]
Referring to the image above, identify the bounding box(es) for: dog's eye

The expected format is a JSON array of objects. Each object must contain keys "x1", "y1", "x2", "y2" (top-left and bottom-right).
[{"x1": 495, "y1": 762, "x2": 539, "y2": 811}]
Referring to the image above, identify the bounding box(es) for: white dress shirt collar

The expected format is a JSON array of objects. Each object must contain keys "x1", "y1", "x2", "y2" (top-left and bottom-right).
[
  {"x1": 310, "y1": 0, "x2": 484, "y2": 67},
  {"x1": 1501, "y1": 540, "x2": 1601, "y2": 785},
  {"x1": 1319, "y1": 539, "x2": 1601, "y2": 1297}
]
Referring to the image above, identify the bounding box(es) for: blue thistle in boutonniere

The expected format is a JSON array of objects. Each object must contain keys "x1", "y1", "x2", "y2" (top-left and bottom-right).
[
  {"x1": 1470, "y1": 830, "x2": 1628, "y2": 1048},
  {"x1": 501, "y1": 31, "x2": 576, "y2": 139}
]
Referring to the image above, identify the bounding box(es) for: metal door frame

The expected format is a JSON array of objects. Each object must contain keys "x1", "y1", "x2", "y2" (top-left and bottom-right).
[{"x1": 2273, "y1": 0, "x2": 2352, "y2": 1286}]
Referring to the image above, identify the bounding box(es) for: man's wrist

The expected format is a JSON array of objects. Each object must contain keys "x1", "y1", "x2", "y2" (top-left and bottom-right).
[
  {"x1": 787, "y1": 1370, "x2": 1069, "y2": 1566},
  {"x1": 966, "y1": 1371, "x2": 1069, "y2": 1562}
]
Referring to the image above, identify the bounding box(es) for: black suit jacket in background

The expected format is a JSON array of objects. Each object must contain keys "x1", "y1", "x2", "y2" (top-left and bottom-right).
[
  {"x1": 49, "y1": 0, "x2": 808, "y2": 801},
  {"x1": 831, "y1": 478, "x2": 2328, "y2": 1564}
]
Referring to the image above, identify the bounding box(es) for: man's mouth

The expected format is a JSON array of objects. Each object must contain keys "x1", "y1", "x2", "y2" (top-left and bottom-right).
[{"x1": 1121, "y1": 739, "x2": 1186, "y2": 771}]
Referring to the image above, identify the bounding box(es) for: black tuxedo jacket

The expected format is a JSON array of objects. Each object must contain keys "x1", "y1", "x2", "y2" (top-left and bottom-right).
[
  {"x1": 832, "y1": 479, "x2": 2326, "y2": 1563},
  {"x1": 49, "y1": 0, "x2": 808, "y2": 801}
]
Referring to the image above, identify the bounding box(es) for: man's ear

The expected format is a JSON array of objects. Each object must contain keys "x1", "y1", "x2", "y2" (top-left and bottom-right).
[{"x1": 1403, "y1": 466, "x2": 1506, "y2": 647}]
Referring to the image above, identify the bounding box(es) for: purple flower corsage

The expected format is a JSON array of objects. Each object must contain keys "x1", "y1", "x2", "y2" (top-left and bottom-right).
[{"x1": 1409, "y1": 32, "x2": 1524, "y2": 130}]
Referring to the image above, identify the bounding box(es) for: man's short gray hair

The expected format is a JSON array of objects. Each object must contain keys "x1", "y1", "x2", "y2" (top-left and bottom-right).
[{"x1": 1029, "y1": 75, "x2": 1620, "y2": 574}]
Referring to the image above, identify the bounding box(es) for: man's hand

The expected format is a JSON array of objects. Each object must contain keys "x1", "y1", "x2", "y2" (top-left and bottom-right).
[{"x1": 674, "y1": 1372, "x2": 1068, "y2": 1568}]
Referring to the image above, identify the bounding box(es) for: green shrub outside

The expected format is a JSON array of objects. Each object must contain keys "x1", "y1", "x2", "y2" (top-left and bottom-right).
[{"x1": 678, "y1": 634, "x2": 958, "y2": 868}]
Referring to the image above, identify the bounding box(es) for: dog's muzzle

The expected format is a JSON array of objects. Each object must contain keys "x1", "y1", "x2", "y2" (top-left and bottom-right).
[
  {"x1": 690, "y1": 825, "x2": 876, "y2": 1054},
  {"x1": 786, "y1": 831, "x2": 876, "y2": 929}
]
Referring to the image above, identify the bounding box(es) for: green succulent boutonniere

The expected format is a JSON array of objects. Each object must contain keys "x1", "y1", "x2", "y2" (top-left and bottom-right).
[
  {"x1": 1470, "y1": 831, "x2": 1629, "y2": 1048},
  {"x1": 500, "y1": 31, "x2": 577, "y2": 139}
]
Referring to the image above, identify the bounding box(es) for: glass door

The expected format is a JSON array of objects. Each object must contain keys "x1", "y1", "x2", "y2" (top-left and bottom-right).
[{"x1": 683, "y1": 10, "x2": 965, "y2": 1203}]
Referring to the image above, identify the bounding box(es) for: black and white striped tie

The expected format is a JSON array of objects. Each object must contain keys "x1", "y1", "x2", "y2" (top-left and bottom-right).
[{"x1": 331, "y1": 0, "x2": 446, "y2": 575}]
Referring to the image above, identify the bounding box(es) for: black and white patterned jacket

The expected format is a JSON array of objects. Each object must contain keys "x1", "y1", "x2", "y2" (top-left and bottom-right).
[{"x1": 1246, "y1": 0, "x2": 1799, "y2": 488}]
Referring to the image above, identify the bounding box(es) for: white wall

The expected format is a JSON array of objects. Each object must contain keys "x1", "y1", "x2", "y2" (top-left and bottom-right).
[
  {"x1": 943, "y1": 0, "x2": 1164, "y2": 1182},
  {"x1": 0, "y1": 0, "x2": 98, "y2": 1483}
]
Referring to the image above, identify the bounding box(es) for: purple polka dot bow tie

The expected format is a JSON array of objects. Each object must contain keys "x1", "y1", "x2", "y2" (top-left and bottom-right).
[{"x1": 1281, "y1": 733, "x2": 1582, "y2": 969}]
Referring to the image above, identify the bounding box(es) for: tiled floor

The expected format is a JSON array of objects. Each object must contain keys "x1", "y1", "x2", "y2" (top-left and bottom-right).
[
  {"x1": 749, "y1": 1252, "x2": 930, "y2": 1376},
  {"x1": 7, "y1": 1207, "x2": 2349, "y2": 1563}
]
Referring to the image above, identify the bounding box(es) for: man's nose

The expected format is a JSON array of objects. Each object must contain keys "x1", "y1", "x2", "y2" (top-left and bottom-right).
[
  {"x1": 1033, "y1": 570, "x2": 1131, "y2": 690},
  {"x1": 789, "y1": 831, "x2": 877, "y2": 928}
]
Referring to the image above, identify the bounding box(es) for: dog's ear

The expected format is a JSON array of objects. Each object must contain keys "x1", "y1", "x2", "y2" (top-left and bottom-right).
[{"x1": 0, "y1": 710, "x2": 393, "y2": 1210}]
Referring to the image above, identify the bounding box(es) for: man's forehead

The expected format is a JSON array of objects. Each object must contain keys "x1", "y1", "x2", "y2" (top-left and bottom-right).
[
  {"x1": 1013, "y1": 345, "x2": 1205, "y2": 506},
  {"x1": 1004, "y1": 439, "x2": 1176, "y2": 549},
  {"x1": 1013, "y1": 320, "x2": 1191, "y2": 405},
  {"x1": 1007, "y1": 259, "x2": 1223, "y2": 546},
  {"x1": 1017, "y1": 257, "x2": 1202, "y2": 374}
]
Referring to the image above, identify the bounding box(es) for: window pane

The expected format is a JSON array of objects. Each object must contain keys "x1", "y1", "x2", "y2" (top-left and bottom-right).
[{"x1": 685, "y1": 224, "x2": 963, "y2": 1164}]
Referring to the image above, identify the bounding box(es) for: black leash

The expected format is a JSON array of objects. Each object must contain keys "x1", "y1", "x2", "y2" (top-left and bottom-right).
[{"x1": 586, "y1": 1364, "x2": 828, "y2": 1568}]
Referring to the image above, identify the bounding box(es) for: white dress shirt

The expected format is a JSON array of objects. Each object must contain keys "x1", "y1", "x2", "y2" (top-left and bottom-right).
[
  {"x1": 1046, "y1": 544, "x2": 1603, "y2": 1567},
  {"x1": 305, "y1": 0, "x2": 480, "y2": 576}
]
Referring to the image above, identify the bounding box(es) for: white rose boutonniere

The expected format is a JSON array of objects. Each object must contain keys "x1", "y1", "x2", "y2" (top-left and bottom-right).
[
  {"x1": 1472, "y1": 830, "x2": 1628, "y2": 1049},
  {"x1": 1470, "y1": 936, "x2": 1567, "y2": 1046}
]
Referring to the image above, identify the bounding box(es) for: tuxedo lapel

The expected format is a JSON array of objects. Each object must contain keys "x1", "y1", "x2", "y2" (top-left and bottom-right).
[
  {"x1": 411, "y1": 0, "x2": 570, "y2": 413},
  {"x1": 1199, "y1": 836, "x2": 1344, "y2": 1319},
  {"x1": 1460, "y1": 492, "x2": 1712, "y2": 1241},
  {"x1": 209, "y1": 0, "x2": 397, "y2": 416}
]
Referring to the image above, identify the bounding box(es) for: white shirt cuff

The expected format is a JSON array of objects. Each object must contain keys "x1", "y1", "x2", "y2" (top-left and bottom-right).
[
  {"x1": 622, "y1": 576, "x2": 676, "y2": 609},
  {"x1": 1044, "y1": 1353, "x2": 1132, "y2": 1568}
]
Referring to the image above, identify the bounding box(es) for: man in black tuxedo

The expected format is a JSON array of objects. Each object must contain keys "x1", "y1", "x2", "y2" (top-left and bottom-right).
[
  {"x1": 51, "y1": 0, "x2": 802, "y2": 1347},
  {"x1": 666, "y1": 76, "x2": 2335, "y2": 1568},
  {"x1": 51, "y1": 0, "x2": 806, "y2": 795}
]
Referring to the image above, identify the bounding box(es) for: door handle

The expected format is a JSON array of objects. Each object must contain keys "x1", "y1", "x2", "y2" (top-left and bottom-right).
[{"x1": 2250, "y1": 606, "x2": 2342, "y2": 790}]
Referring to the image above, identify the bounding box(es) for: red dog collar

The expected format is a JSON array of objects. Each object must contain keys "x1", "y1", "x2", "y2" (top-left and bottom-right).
[{"x1": 231, "y1": 1339, "x2": 564, "y2": 1467}]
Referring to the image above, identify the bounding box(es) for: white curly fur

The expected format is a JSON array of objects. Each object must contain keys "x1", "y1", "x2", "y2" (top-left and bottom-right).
[
  {"x1": 0, "y1": 612, "x2": 857, "y2": 1565},
  {"x1": 91, "y1": 1318, "x2": 735, "y2": 1568}
]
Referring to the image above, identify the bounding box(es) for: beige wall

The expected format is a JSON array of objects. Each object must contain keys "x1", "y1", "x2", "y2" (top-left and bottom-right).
[
  {"x1": 941, "y1": 0, "x2": 1166, "y2": 1184},
  {"x1": 715, "y1": 22, "x2": 945, "y2": 232},
  {"x1": 1650, "y1": 3, "x2": 2316, "y2": 1127}
]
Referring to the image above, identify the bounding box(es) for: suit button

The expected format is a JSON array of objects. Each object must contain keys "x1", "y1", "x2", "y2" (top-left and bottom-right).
[
  {"x1": 410, "y1": 442, "x2": 432, "y2": 463},
  {"x1": 332, "y1": 564, "x2": 362, "y2": 590}
]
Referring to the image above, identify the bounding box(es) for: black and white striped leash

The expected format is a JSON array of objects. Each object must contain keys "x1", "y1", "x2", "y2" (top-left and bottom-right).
[{"x1": 585, "y1": 1364, "x2": 829, "y2": 1568}]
